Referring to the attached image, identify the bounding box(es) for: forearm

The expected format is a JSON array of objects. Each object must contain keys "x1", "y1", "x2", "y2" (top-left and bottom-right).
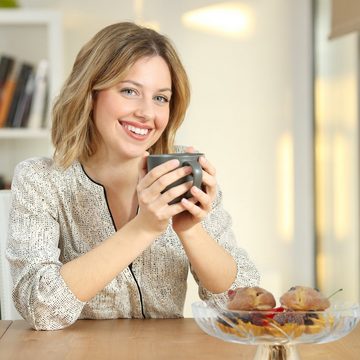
[
  {"x1": 177, "y1": 224, "x2": 237, "y2": 293},
  {"x1": 60, "y1": 217, "x2": 158, "y2": 302}
]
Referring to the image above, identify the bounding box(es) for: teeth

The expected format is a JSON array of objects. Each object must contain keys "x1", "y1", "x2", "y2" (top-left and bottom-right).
[{"x1": 124, "y1": 124, "x2": 149, "y2": 136}]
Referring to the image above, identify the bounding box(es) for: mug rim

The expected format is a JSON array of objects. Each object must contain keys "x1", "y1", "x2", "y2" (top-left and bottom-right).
[{"x1": 148, "y1": 152, "x2": 204, "y2": 158}]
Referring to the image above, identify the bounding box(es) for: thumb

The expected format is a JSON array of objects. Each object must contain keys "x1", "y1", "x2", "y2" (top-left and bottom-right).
[
  {"x1": 138, "y1": 151, "x2": 150, "y2": 181},
  {"x1": 185, "y1": 145, "x2": 195, "y2": 153}
]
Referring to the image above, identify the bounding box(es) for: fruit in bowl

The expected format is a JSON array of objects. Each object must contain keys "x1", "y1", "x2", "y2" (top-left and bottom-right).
[
  {"x1": 280, "y1": 286, "x2": 330, "y2": 311},
  {"x1": 215, "y1": 286, "x2": 338, "y2": 339},
  {"x1": 227, "y1": 286, "x2": 276, "y2": 311},
  {"x1": 194, "y1": 287, "x2": 358, "y2": 360}
]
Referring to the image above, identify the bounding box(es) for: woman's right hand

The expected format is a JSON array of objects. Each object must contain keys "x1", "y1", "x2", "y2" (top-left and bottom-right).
[{"x1": 135, "y1": 152, "x2": 192, "y2": 235}]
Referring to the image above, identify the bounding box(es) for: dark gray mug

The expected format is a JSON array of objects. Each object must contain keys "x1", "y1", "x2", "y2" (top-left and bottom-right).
[{"x1": 147, "y1": 153, "x2": 203, "y2": 204}]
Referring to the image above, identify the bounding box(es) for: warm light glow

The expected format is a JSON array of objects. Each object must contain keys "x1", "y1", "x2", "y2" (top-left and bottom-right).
[
  {"x1": 316, "y1": 251, "x2": 327, "y2": 290},
  {"x1": 333, "y1": 134, "x2": 350, "y2": 240},
  {"x1": 181, "y1": 2, "x2": 254, "y2": 37},
  {"x1": 315, "y1": 132, "x2": 328, "y2": 239},
  {"x1": 315, "y1": 75, "x2": 355, "y2": 243},
  {"x1": 277, "y1": 132, "x2": 294, "y2": 242},
  {"x1": 134, "y1": 0, "x2": 143, "y2": 21},
  {"x1": 139, "y1": 21, "x2": 160, "y2": 32},
  {"x1": 133, "y1": 0, "x2": 160, "y2": 32},
  {"x1": 315, "y1": 75, "x2": 357, "y2": 127}
]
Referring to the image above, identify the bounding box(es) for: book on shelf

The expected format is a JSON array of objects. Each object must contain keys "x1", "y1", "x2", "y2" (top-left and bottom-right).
[
  {"x1": 0, "y1": 55, "x2": 14, "y2": 93},
  {"x1": 0, "y1": 55, "x2": 15, "y2": 120},
  {"x1": 5, "y1": 62, "x2": 33, "y2": 128},
  {"x1": 0, "y1": 62, "x2": 17, "y2": 127},
  {"x1": 27, "y1": 59, "x2": 49, "y2": 129},
  {"x1": 0, "y1": 55, "x2": 49, "y2": 130}
]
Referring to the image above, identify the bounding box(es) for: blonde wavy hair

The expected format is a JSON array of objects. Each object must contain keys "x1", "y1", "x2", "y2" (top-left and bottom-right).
[{"x1": 52, "y1": 22, "x2": 190, "y2": 168}]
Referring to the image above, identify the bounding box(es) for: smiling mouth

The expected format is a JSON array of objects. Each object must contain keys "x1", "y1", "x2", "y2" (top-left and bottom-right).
[{"x1": 120, "y1": 121, "x2": 151, "y2": 136}]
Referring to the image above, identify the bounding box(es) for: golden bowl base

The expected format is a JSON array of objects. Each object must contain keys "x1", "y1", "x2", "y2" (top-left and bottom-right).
[{"x1": 254, "y1": 345, "x2": 300, "y2": 360}]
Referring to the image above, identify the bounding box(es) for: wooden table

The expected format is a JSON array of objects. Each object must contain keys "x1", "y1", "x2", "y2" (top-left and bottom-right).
[
  {"x1": 0, "y1": 321, "x2": 11, "y2": 340},
  {"x1": 0, "y1": 319, "x2": 359, "y2": 359}
]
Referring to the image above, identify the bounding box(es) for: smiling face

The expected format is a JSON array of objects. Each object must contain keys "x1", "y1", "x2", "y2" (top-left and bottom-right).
[{"x1": 92, "y1": 55, "x2": 172, "y2": 162}]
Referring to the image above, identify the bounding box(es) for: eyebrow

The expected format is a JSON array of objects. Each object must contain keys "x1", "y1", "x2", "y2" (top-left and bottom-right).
[{"x1": 120, "y1": 80, "x2": 172, "y2": 93}]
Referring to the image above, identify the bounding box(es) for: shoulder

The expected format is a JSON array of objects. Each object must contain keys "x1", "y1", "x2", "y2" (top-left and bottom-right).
[
  {"x1": 11, "y1": 158, "x2": 60, "y2": 211},
  {"x1": 12, "y1": 158, "x2": 53, "y2": 195},
  {"x1": 14, "y1": 157, "x2": 78, "y2": 179},
  {"x1": 12, "y1": 157, "x2": 72, "y2": 192},
  {"x1": 14, "y1": 157, "x2": 54, "y2": 178},
  {"x1": 11, "y1": 158, "x2": 81, "y2": 210}
]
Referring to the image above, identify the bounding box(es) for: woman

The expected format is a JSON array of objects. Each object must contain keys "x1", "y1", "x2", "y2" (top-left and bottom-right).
[{"x1": 7, "y1": 22, "x2": 259, "y2": 330}]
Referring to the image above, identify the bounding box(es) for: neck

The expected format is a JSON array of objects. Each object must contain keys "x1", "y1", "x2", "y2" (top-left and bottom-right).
[{"x1": 83, "y1": 153, "x2": 141, "y2": 190}]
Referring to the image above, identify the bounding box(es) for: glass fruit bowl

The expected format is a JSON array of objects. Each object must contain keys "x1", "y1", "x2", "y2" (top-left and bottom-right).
[{"x1": 192, "y1": 300, "x2": 360, "y2": 360}]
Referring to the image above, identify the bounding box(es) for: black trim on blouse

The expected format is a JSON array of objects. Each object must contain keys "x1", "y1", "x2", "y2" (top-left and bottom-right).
[{"x1": 80, "y1": 163, "x2": 146, "y2": 318}]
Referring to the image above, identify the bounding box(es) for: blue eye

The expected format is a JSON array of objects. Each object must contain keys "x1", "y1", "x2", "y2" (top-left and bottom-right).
[
  {"x1": 120, "y1": 88, "x2": 137, "y2": 96},
  {"x1": 154, "y1": 95, "x2": 169, "y2": 103}
]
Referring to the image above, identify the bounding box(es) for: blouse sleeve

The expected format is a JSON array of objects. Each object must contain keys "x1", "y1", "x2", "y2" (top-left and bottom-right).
[
  {"x1": 6, "y1": 159, "x2": 85, "y2": 330},
  {"x1": 190, "y1": 185, "x2": 260, "y2": 303}
]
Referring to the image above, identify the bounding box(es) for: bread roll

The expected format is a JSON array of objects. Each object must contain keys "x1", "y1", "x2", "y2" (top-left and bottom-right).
[
  {"x1": 227, "y1": 286, "x2": 276, "y2": 311},
  {"x1": 280, "y1": 286, "x2": 330, "y2": 311}
]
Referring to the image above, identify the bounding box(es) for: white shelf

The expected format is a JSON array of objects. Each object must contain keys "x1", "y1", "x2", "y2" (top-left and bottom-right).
[
  {"x1": 0, "y1": 128, "x2": 50, "y2": 139},
  {"x1": 0, "y1": 9, "x2": 63, "y2": 104},
  {"x1": 0, "y1": 9, "x2": 60, "y2": 24},
  {"x1": 0, "y1": 9, "x2": 63, "y2": 182}
]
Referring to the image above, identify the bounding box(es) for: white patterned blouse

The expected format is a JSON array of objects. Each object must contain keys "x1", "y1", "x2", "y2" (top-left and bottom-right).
[{"x1": 6, "y1": 156, "x2": 260, "y2": 330}]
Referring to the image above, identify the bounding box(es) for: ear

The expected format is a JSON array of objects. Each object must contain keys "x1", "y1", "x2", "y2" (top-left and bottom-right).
[{"x1": 92, "y1": 90, "x2": 98, "y2": 99}]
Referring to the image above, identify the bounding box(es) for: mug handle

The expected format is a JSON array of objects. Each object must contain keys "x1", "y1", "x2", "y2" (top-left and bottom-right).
[{"x1": 184, "y1": 160, "x2": 202, "y2": 189}]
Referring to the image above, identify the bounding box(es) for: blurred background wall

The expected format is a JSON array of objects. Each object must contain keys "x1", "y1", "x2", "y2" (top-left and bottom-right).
[
  {"x1": 8, "y1": 0, "x2": 359, "y2": 316},
  {"x1": 314, "y1": 0, "x2": 359, "y2": 305}
]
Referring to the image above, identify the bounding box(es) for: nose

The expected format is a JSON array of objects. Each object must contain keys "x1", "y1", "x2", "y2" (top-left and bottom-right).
[{"x1": 134, "y1": 98, "x2": 155, "y2": 121}]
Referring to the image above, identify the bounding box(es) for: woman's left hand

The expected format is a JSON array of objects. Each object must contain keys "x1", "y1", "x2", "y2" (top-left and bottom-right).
[{"x1": 172, "y1": 150, "x2": 217, "y2": 235}]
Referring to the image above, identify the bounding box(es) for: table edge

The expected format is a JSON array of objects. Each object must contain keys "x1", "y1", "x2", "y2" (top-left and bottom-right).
[{"x1": 0, "y1": 321, "x2": 13, "y2": 341}]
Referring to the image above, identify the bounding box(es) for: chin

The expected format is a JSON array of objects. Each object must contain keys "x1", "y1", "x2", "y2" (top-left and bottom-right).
[{"x1": 120, "y1": 146, "x2": 149, "y2": 160}]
